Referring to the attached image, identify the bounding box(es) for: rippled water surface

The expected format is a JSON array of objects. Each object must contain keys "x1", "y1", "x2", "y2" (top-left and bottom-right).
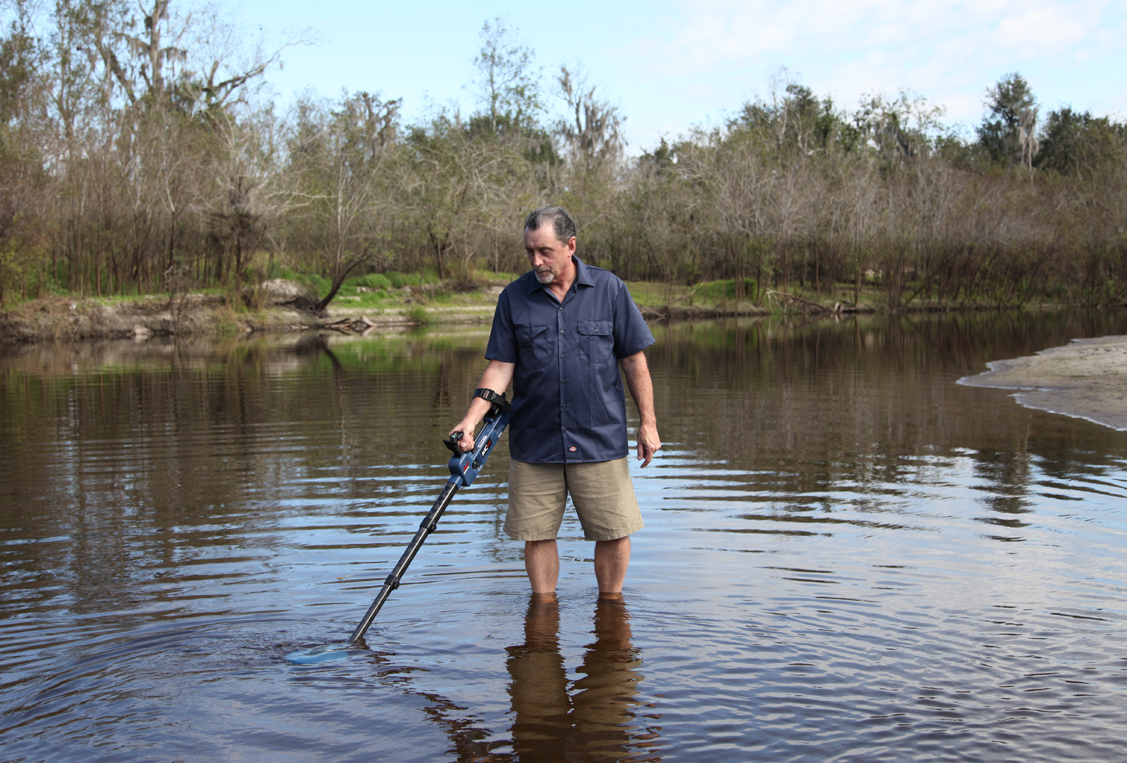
[{"x1": 3, "y1": 311, "x2": 1127, "y2": 762}]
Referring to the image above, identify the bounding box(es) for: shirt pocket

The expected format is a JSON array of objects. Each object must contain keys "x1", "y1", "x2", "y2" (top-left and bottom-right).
[
  {"x1": 577, "y1": 320, "x2": 614, "y2": 364},
  {"x1": 516, "y1": 324, "x2": 550, "y2": 370}
]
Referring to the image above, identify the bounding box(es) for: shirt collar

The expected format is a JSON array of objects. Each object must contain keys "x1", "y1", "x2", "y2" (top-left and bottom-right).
[
  {"x1": 573, "y1": 256, "x2": 593, "y2": 287},
  {"x1": 522, "y1": 255, "x2": 593, "y2": 295}
]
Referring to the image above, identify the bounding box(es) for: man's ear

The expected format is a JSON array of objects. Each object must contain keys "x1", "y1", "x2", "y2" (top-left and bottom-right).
[{"x1": 566, "y1": 236, "x2": 577, "y2": 255}]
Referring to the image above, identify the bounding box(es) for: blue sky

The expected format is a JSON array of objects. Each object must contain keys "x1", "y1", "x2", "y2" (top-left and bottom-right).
[{"x1": 237, "y1": 0, "x2": 1127, "y2": 152}]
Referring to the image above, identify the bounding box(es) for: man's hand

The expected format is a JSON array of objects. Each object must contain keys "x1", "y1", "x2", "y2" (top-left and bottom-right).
[
  {"x1": 636, "y1": 421, "x2": 661, "y2": 467},
  {"x1": 449, "y1": 360, "x2": 515, "y2": 454},
  {"x1": 621, "y1": 350, "x2": 660, "y2": 467},
  {"x1": 448, "y1": 419, "x2": 478, "y2": 452}
]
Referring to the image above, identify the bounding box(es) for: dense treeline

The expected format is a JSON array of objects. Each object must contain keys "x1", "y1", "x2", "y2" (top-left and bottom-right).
[{"x1": 2, "y1": 1, "x2": 1126, "y2": 310}]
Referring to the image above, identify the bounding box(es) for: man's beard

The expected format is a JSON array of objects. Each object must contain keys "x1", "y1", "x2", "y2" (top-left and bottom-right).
[{"x1": 534, "y1": 269, "x2": 555, "y2": 284}]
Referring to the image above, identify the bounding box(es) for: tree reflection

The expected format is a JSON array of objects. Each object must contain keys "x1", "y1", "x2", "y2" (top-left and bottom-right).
[{"x1": 506, "y1": 594, "x2": 660, "y2": 761}]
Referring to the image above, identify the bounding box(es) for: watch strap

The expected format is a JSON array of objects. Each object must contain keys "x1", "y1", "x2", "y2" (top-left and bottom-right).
[{"x1": 473, "y1": 387, "x2": 510, "y2": 414}]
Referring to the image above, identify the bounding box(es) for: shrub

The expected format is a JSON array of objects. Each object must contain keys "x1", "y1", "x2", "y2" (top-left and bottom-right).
[
  {"x1": 405, "y1": 306, "x2": 429, "y2": 324},
  {"x1": 696, "y1": 278, "x2": 758, "y2": 301},
  {"x1": 354, "y1": 273, "x2": 393, "y2": 290},
  {"x1": 300, "y1": 273, "x2": 331, "y2": 294},
  {"x1": 385, "y1": 271, "x2": 413, "y2": 289}
]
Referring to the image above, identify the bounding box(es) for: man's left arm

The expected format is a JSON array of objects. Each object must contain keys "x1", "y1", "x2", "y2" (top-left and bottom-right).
[{"x1": 620, "y1": 351, "x2": 661, "y2": 467}]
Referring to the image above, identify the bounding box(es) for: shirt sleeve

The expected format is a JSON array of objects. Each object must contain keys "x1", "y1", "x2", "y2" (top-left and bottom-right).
[
  {"x1": 485, "y1": 288, "x2": 518, "y2": 362},
  {"x1": 612, "y1": 283, "x2": 655, "y2": 359}
]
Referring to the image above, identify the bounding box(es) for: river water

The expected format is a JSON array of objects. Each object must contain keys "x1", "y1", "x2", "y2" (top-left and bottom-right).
[{"x1": 2, "y1": 311, "x2": 1127, "y2": 762}]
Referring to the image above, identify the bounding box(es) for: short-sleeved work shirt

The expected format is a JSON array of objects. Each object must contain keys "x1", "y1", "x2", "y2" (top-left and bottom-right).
[{"x1": 485, "y1": 256, "x2": 654, "y2": 464}]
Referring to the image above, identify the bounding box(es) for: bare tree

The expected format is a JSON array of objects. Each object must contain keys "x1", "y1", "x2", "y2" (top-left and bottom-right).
[
  {"x1": 556, "y1": 66, "x2": 623, "y2": 196},
  {"x1": 472, "y1": 18, "x2": 541, "y2": 136},
  {"x1": 284, "y1": 92, "x2": 402, "y2": 312}
]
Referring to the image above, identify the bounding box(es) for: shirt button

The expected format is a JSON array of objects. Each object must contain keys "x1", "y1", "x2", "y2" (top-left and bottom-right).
[
  {"x1": 559, "y1": 329, "x2": 564, "y2": 334},
  {"x1": 562, "y1": 427, "x2": 567, "y2": 432}
]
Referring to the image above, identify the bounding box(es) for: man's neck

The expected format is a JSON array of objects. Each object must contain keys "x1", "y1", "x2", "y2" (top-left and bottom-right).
[{"x1": 545, "y1": 258, "x2": 577, "y2": 301}]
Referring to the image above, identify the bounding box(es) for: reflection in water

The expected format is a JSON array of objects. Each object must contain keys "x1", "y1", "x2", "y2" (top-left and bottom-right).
[{"x1": 507, "y1": 595, "x2": 655, "y2": 761}]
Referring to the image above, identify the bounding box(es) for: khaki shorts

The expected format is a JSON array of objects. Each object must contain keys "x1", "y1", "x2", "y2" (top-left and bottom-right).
[{"x1": 505, "y1": 457, "x2": 644, "y2": 542}]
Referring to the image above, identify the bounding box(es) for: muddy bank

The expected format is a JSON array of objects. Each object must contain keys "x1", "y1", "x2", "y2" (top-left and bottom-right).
[
  {"x1": 960, "y1": 335, "x2": 1127, "y2": 431},
  {"x1": 0, "y1": 295, "x2": 308, "y2": 343},
  {"x1": 0, "y1": 295, "x2": 496, "y2": 344},
  {"x1": 0, "y1": 294, "x2": 837, "y2": 344}
]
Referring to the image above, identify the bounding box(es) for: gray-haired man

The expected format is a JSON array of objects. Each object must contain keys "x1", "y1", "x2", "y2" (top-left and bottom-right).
[{"x1": 450, "y1": 206, "x2": 660, "y2": 598}]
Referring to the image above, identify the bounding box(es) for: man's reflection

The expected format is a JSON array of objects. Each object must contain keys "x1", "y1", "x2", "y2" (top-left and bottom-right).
[{"x1": 506, "y1": 594, "x2": 654, "y2": 761}]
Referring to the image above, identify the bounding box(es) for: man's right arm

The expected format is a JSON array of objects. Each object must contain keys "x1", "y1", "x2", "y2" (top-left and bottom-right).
[{"x1": 449, "y1": 360, "x2": 515, "y2": 451}]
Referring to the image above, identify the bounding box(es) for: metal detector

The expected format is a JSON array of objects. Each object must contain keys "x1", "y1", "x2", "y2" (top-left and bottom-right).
[{"x1": 347, "y1": 392, "x2": 512, "y2": 644}]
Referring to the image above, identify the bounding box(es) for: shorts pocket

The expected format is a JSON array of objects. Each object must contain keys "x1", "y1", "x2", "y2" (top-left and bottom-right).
[
  {"x1": 578, "y1": 320, "x2": 614, "y2": 363},
  {"x1": 516, "y1": 324, "x2": 550, "y2": 370}
]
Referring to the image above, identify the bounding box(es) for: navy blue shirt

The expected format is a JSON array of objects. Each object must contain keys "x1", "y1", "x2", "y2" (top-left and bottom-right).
[{"x1": 485, "y1": 256, "x2": 655, "y2": 464}]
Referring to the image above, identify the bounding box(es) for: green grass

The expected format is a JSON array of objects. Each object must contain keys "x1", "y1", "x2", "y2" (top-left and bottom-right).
[
  {"x1": 404, "y1": 306, "x2": 430, "y2": 324},
  {"x1": 16, "y1": 267, "x2": 1054, "y2": 320},
  {"x1": 324, "y1": 269, "x2": 520, "y2": 311},
  {"x1": 624, "y1": 278, "x2": 763, "y2": 310}
]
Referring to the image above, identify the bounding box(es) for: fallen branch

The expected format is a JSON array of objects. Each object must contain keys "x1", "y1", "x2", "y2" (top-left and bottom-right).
[{"x1": 764, "y1": 289, "x2": 833, "y2": 313}]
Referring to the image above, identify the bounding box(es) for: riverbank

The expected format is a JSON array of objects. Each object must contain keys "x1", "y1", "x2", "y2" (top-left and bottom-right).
[
  {"x1": 0, "y1": 293, "x2": 500, "y2": 344},
  {"x1": 960, "y1": 335, "x2": 1127, "y2": 431},
  {"x1": 0, "y1": 288, "x2": 789, "y2": 344},
  {"x1": 2, "y1": 279, "x2": 1117, "y2": 345}
]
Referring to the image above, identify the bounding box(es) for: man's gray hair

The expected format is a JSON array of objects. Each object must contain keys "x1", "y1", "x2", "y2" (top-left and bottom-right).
[{"x1": 524, "y1": 206, "x2": 577, "y2": 245}]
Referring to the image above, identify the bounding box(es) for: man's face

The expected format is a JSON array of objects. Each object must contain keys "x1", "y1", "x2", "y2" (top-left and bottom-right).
[{"x1": 524, "y1": 225, "x2": 576, "y2": 285}]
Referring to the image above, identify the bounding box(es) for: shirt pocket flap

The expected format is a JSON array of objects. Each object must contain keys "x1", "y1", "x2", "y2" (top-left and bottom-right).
[
  {"x1": 516, "y1": 325, "x2": 548, "y2": 343},
  {"x1": 577, "y1": 320, "x2": 613, "y2": 337}
]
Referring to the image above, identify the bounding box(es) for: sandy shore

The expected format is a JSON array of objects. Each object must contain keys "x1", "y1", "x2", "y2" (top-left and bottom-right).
[{"x1": 960, "y1": 335, "x2": 1127, "y2": 431}]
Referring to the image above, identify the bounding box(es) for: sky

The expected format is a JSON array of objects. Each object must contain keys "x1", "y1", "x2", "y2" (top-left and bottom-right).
[{"x1": 235, "y1": 0, "x2": 1127, "y2": 152}]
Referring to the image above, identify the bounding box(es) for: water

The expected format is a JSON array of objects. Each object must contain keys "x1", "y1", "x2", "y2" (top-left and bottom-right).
[{"x1": 2, "y1": 312, "x2": 1127, "y2": 762}]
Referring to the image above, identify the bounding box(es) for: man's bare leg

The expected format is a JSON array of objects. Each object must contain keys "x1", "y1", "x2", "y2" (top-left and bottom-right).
[
  {"x1": 594, "y1": 536, "x2": 630, "y2": 596},
  {"x1": 525, "y1": 540, "x2": 559, "y2": 593}
]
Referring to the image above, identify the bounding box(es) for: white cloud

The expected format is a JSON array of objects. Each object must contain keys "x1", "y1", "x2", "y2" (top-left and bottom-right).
[
  {"x1": 643, "y1": 0, "x2": 1113, "y2": 76},
  {"x1": 617, "y1": 0, "x2": 1124, "y2": 139}
]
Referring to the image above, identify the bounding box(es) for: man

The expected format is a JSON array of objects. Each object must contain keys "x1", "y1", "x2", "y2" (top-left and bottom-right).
[{"x1": 450, "y1": 206, "x2": 660, "y2": 598}]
